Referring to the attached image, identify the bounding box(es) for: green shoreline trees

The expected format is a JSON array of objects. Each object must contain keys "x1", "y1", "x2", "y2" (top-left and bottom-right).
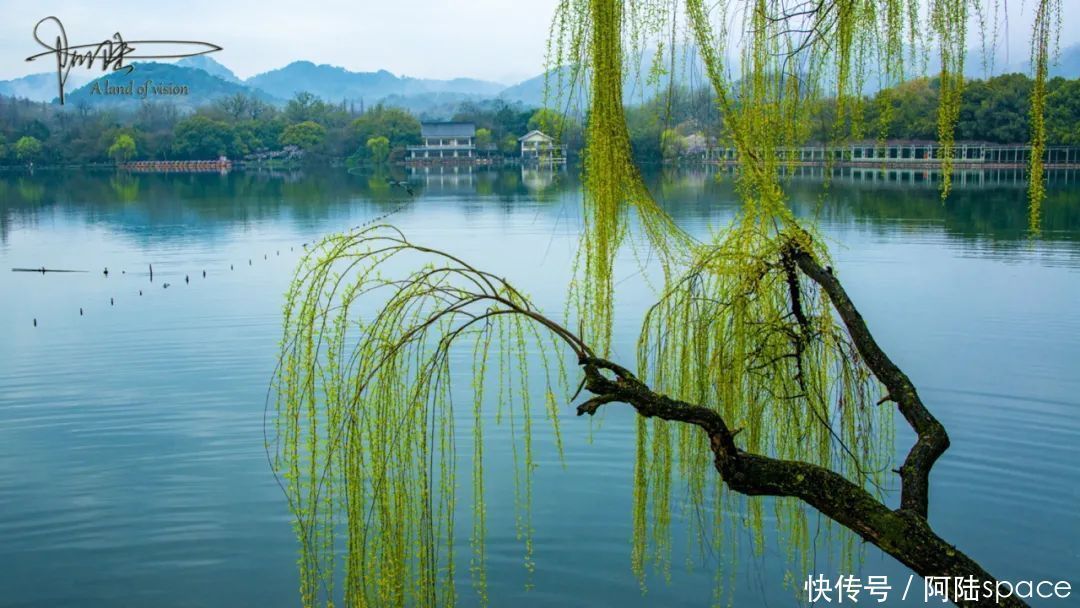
[{"x1": 1, "y1": 72, "x2": 1078, "y2": 167}]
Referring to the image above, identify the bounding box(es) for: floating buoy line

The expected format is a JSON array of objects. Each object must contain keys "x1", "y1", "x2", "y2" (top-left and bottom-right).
[{"x1": 16, "y1": 182, "x2": 415, "y2": 328}]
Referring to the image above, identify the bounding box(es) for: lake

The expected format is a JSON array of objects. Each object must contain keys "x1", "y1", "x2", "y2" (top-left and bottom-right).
[{"x1": 0, "y1": 166, "x2": 1078, "y2": 607}]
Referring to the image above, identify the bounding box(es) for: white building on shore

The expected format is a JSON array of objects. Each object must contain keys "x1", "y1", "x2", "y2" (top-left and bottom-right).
[
  {"x1": 518, "y1": 130, "x2": 566, "y2": 164},
  {"x1": 408, "y1": 122, "x2": 477, "y2": 162}
]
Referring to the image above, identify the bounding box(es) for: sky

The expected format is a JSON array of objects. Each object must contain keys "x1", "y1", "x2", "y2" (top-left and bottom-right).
[
  {"x1": 0, "y1": 0, "x2": 1077, "y2": 85},
  {"x1": 0, "y1": 0, "x2": 562, "y2": 84}
]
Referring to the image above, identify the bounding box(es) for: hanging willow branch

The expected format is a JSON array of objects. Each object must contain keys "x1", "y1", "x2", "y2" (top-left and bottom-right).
[
  {"x1": 274, "y1": 1, "x2": 1059, "y2": 607},
  {"x1": 578, "y1": 233, "x2": 1028, "y2": 608},
  {"x1": 273, "y1": 226, "x2": 578, "y2": 607},
  {"x1": 275, "y1": 225, "x2": 1027, "y2": 608}
]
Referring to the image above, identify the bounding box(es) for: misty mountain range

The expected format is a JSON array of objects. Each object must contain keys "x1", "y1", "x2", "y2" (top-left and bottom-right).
[
  {"x1": 0, "y1": 55, "x2": 548, "y2": 112},
  {"x1": 2, "y1": 45, "x2": 1078, "y2": 113}
]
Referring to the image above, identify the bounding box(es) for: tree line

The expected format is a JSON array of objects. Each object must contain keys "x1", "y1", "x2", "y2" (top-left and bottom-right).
[
  {"x1": 639, "y1": 73, "x2": 1080, "y2": 162},
  {"x1": 811, "y1": 73, "x2": 1080, "y2": 145},
  {"x1": 0, "y1": 72, "x2": 1077, "y2": 167},
  {"x1": 0, "y1": 92, "x2": 570, "y2": 167}
]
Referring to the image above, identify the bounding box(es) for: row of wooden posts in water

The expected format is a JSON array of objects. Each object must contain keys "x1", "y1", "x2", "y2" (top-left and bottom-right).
[
  {"x1": 23, "y1": 258, "x2": 276, "y2": 328},
  {"x1": 19, "y1": 182, "x2": 416, "y2": 327}
]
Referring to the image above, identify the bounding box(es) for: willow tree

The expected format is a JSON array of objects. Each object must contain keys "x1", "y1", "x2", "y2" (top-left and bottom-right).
[{"x1": 273, "y1": 2, "x2": 1058, "y2": 607}]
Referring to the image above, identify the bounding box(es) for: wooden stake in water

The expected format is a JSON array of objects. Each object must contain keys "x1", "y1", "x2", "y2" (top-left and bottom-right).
[{"x1": 11, "y1": 267, "x2": 87, "y2": 273}]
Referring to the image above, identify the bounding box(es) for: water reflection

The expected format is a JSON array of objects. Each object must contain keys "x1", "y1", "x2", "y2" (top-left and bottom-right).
[
  {"x1": 0, "y1": 164, "x2": 1077, "y2": 606},
  {"x1": 3, "y1": 165, "x2": 1078, "y2": 250}
]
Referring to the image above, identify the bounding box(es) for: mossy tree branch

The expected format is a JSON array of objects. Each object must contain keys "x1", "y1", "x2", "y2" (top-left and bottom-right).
[{"x1": 786, "y1": 239, "x2": 949, "y2": 519}]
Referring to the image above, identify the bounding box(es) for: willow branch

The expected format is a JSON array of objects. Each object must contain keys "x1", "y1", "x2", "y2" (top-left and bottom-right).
[
  {"x1": 575, "y1": 355, "x2": 1024, "y2": 608},
  {"x1": 570, "y1": 241, "x2": 1025, "y2": 607}
]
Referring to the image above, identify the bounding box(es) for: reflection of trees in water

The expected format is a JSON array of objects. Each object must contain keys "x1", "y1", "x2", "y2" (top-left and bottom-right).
[
  {"x1": 786, "y1": 180, "x2": 1080, "y2": 247},
  {"x1": 0, "y1": 169, "x2": 410, "y2": 227},
  {"x1": 109, "y1": 174, "x2": 141, "y2": 203},
  {"x1": 636, "y1": 166, "x2": 1080, "y2": 250},
  {"x1": 366, "y1": 174, "x2": 392, "y2": 197},
  {"x1": 15, "y1": 177, "x2": 44, "y2": 204},
  {"x1": 1, "y1": 167, "x2": 1077, "y2": 252}
]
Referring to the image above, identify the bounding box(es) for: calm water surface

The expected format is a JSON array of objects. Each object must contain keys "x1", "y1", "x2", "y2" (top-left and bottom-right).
[{"x1": 0, "y1": 167, "x2": 1078, "y2": 607}]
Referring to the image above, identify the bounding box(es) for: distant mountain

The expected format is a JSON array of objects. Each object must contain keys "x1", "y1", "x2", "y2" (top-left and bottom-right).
[
  {"x1": 379, "y1": 91, "x2": 492, "y2": 118},
  {"x1": 176, "y1": 55, "x2": 240, "y2": 83},
  {"x1": 501, "y1": 44, "x2": 1080, "y2": 108},
  {"x1": 12, "y1": 41, "x2": 1071, "y2": 114},
  {"x1": 1034, "y1": 43, "x2": 1080, "y2": 79},
  {"x1": 0, "y1": 72, "x2": 93, "y2": 103},
  {"x1": 1051, "y1": 45, "x2": 1080, "y2": 77},
  {"x1": 64, "y1": 62, "x2": 275, "y2": 109},
  {"x1": 499, "y1": 70, "x2": 559, "y2": 107},
  {"x1": 505, "y1": 44, "x2": 1080, "y2": 107},
  {"x1": 902, "y1": 43, "x2": 1080, "y2": 82},
  {"x1": 500, "y1": 47, "x2": 708, "y2": 107},
  {"x1": 434, "y1": 77, "x2": 507, "y2": 96},
  {"x1": 245, "y1": 61, "x2": 506, "y2": 103}
]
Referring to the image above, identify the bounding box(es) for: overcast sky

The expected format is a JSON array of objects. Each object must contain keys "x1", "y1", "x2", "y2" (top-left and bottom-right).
[{"x1": 0, "y1": 0, "x2": 1076, "y2": 84}]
